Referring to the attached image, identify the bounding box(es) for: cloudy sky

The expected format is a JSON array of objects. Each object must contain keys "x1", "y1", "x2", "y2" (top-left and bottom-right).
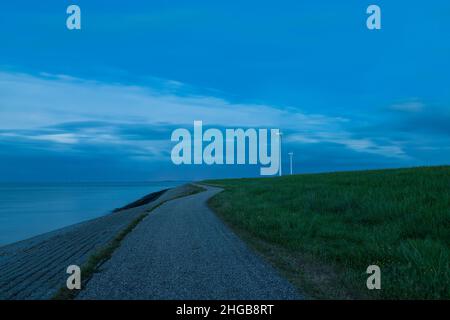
[{"x1": 0, "y1": 0, "x2": 449, "y2": 182}]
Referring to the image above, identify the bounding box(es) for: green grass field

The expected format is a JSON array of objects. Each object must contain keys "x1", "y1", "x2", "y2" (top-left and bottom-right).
[{"x1": 206, "y1": 166, "x2": 450, "y2": 299}]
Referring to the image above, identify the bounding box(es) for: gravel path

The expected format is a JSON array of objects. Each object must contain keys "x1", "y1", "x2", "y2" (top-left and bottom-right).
[
  {"x1": 79, "y1": 185, "x2": 301, "y2": 300},
  {"x1": 0, "y1": 185, "x2": 196, "y2": 300}
]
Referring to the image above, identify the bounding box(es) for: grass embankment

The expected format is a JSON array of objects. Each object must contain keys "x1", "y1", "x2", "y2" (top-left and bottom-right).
[{"x1": 206, "y1": 166, "x2": 450, "y2": 299}]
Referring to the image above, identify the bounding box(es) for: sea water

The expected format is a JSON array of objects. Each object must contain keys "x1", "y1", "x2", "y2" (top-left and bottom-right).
[{"x1": 0, "y1": 181, "x2": 184, "y2": 246}]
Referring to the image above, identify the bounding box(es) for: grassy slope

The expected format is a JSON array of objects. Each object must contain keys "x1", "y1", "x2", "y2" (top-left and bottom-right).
[{"x1": 206, "y1": 166, "x2": 450, "y2": 299}]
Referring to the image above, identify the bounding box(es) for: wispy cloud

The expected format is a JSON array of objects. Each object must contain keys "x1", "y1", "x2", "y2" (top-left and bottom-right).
[
  {"x1": 390, "y1": 100, "x2": 425, "y2": 113},
  {"x1": 30, "y1": 133, "x2": 79, "y2": 144},
  {"x1": 0, "y1": 71, "x2": 341, "y2": 129},
  {"x1": 0, "y1": 70, "x2": 415, "y2": 161}
]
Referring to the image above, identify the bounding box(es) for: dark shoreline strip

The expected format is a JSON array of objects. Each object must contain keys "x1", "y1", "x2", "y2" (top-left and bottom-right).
[{"x1": 112, "y1": 189, "x2": 168, "y2": 213}]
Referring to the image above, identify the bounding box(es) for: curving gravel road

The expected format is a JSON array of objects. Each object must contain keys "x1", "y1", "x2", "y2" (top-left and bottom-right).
[{"x1": 79, "y1": 185, "x2": 301, "y2": 300}]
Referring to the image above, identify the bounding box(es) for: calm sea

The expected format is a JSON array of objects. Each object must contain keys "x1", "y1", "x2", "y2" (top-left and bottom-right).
[{"x1": 0, "y1": 181, "x2": 185, "y2": 246}]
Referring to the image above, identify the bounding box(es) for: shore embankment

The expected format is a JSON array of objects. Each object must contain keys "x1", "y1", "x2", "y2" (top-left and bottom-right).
[{"x1": 0, "y1": 184, "x2": 198, "y2": 300}]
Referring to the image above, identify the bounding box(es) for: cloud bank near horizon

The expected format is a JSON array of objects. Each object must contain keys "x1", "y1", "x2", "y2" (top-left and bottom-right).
[{"x1": 0, "y1": 70, "x2": 449, "y2": 181}]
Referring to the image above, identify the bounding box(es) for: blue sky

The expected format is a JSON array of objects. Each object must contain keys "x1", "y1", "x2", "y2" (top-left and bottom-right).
[{"x1": 0, "y1": 0, "x2": 449, "y2": 181}]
